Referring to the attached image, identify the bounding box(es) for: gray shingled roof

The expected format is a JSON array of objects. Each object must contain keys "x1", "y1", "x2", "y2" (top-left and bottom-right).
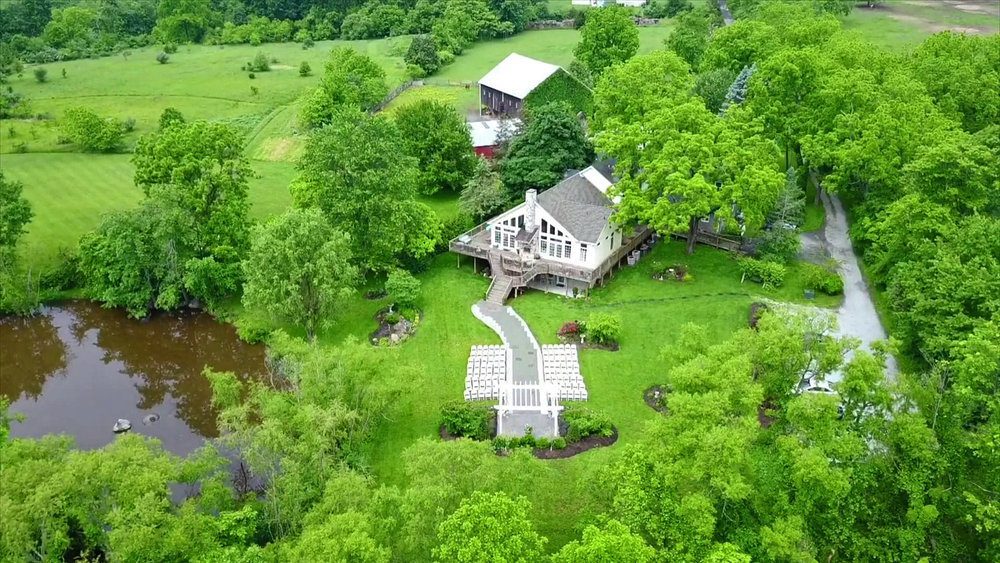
[{"x1": 537, "y1": 173, "x2": 613, "y2": 243}]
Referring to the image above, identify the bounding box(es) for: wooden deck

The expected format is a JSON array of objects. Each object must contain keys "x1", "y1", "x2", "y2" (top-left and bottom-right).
[{"x1": 450, "y1": 224, "x2": 653, "y2": 288}]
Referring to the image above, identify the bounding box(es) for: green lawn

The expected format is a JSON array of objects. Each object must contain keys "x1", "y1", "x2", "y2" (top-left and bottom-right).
[
  {"x1": 842, "y1": 2, "x2": 998, "y2": 52},
  {"x1": 1, "y1": 153, "x2": 294, "y2": 268},
  {"x1": 1, "y1": 37, "x2": 411, "y2": 154},
  {"x1": 289, "y1": 239, "x2": 838, "y2": 548}
]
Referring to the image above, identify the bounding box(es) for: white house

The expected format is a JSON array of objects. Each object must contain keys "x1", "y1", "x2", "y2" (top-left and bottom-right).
[{"x1": 450, "y1": 161, "x2": 652, "y2": 301}]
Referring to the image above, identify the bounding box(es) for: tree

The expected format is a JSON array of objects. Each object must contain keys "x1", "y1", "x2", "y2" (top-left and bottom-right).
[
  {"x1": 593, "y1": 50, "x2": 694, "y2": 132},
  {"x1": 293, "y1": 110, "x2": 440, "y2": 273},
  {"x1": 300, "y1": 47, "x2": 388, "y2": 128},
  {"x1": 42, "y1": 6, "x2": 96, "y2": 48},
  {"x1": 666, "y1": 7, "x2": 713, "y2": 71},
  {"x1": 489, "y1": 0, "x2": 536, "y2": 33},
  {"x1": 597, "y1": 100, "x2": 782, "y2": 253},
  {"x1": 159, "y1": 107, "x2": 185, "y2": 129},
  {"x1": 78, "y1": 201, "x2": 191, "y2": 316},
  {"x1": 0, "y1": 172, "x2": 32, "y2": 252},
  {"x1": 574, "y1": 6, "x2": 639, "y2": 76},
  {"x1": 385, "y1": 268, "x2": 420, "y2": 309},
  {"x1": 767, "y1": 167, "x2": 805, "y2": 228},
  {"x1": 154, "y1": 0, "x2": 217, "y2": 43},
  {"x1": 460, "y1": 157, "x2": 510, "y2": 220},
  {"x1": 394, "y1": 100, "x2": 476, "y2": 194},
  {"x1": 404, "y1": 35, "x2": 440, "y2": 75},
  {"x1": 500, "y1": 102, "x2": 593, "y2": 198},
  {"x1": 433, "y1": 491, "x2": 546, "y2": 562},
  {"x1": 61, "y1": 107, "x2": 125, "y2": 153},
  {"x1": 911, "y1": 32, "x2": 1000, "y2": 133},
  {"x1": 552, "y1": 520, "x2": 655, "y2": 563},
  {"x1": 664, "y1": 0, "x2": 694, "y2": 18},
  {"x1": 432, "y1": 0, "x2": 512, "y2": 55},
  {"x1": 694, "y1": 67, "x2": 739, "y2": 115},
  {"x1": 298, "y1": 60, "x2": 311, "y2": 77},
  {"x1": 243, "y1": 208, "x2": 358, "y2": 342},
  {"x1": 132, "y1": 120, "x2": 251, "y2": 260},
  {"x1": 32, "y1": 67, "x2": 47, "y2": 83}
]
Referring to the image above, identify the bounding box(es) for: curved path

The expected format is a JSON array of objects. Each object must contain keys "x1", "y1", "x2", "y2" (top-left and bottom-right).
[
  {"x1": 472, "y1": 302, "x2": 557, "y2": 437},
  {"x1": 809, "y1": 193, "x2": 899, "y2": 382}
]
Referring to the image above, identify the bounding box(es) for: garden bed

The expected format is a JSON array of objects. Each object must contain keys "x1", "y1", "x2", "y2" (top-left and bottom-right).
[
  {"x1": 369, "y1": 307, "x2": 419, "y2": 345},
  {"x1": 643, "y1": 385, "x2": 669, "y2": 414},
  {"x1": 651, "y1": 263, "x2": 690, "y2": 282},
  {"x1": 532, "y1": 428, "x2": 618, "y2": 459}
]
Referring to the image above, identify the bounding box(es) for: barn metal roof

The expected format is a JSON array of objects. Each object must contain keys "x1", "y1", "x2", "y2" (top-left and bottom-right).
[
  {"x1": 478, "y1": 53, "x2": 561, "y2": 99},
  {"x1": 467, "y1": 119, "x2": 522, "y2": 148}
]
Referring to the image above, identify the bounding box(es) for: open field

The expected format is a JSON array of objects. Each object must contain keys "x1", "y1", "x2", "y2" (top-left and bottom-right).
[
  {"x1": 842, "y1": 0, "x2": 999, "y2": 51},
  {"x1": 1, "y1": 153, "x2": 295, "y2": 268},
  {"x1": 270, "y1": 239, "x2": 838, "y2": 546},
  {"x1": 0, "y1": 38, "x2": 411, "y2": 154}
]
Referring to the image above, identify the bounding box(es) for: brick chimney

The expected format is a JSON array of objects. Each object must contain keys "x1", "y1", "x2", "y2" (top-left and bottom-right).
[{"x1": 525, "y1": 189, "x2": 537, "y2": 231}]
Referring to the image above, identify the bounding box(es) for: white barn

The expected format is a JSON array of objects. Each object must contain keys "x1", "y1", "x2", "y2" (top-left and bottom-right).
[{"x1": 450, "y1": 161, "x2": 652, "y2": 302}]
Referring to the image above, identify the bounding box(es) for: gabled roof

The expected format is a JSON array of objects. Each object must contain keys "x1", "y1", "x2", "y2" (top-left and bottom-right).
[
  {"x1": 537, "y1": 167, "x2": 615, "y2": 243},
  {"x1": 467, "y1": 119, "x2": 522, "y2": 148},
  {"x1": 479, "y1": 53, "x2": 561, "y2": 100}
]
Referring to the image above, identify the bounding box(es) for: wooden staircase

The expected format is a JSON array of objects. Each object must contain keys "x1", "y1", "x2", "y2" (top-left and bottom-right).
[{"x1": 486, "y1": 275, "x2": 513, "y2": 305}]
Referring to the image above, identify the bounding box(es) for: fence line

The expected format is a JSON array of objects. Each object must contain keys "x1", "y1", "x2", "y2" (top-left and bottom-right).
[{"x1": 370, "y1": 80, "x2": 416, "y2": 113}]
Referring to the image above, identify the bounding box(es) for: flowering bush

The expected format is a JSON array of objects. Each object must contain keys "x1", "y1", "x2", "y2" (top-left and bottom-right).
[{"x1": 558, "y1": 321, "x2": 581, "y2": 337}]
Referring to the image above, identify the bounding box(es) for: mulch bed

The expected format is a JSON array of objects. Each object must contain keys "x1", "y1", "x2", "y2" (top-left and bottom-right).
[
  {"x1": 652, "y1": 264, "x2": 688, "y2": 282},
  {"x1": 557, "y1": 337, "x2": 620, "y2": 352},
  {"x1": 643, "y1": 385, "x2": 669, "y2": 414},
  {"x1": 369, "y1": 307, "x2": 418, "y2": 345},
  {"x1": 533, "y1": 428, "x2": 618, "y2": 459}
]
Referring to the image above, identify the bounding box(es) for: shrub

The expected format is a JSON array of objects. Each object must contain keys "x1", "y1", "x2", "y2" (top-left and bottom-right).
[
  {"x1": 437, "y1": 50, "x2": 456, "y2": 66},
  {"x1": 440, "y1": 400, "x2": 492, "y2": 440},
  {"x1": 248, "y1": 72, "x2": 255, "y2": 79},
  {"x1": 552, "y1": 437, "x2": 567, "y2": 450},
  {"x1": 584, "y1": 312, "x2": 622, "y2": 346},
  {"x1": 40, "y1": 248, "x2": 82, "y2": 291},
  {"x1": 163, "y1": 43, "x2": 178, "y2": 54},
  {"x1": 159, "y1": 107, "x2": 185, "y2": 129},
  {"x1": 61, "y1": 107, "x2": 125, "y2": 152},
  {"x1": 738, "y1": 258, "x2": 787, "y2": 288},
  {"x1": 749, "y1": 301, "x2": 769, "y2": 329},
  {"x1": 251, "y1": 52, "x2": 270, "y2": 72},
  {"x1": 302, "y1": 38, "x2": 315, "y2": 49},
  {"x1": 406, "y1": 64, "x2": 427, "y2": 79},
  {"x1": 298, "y1": 61, "x2": 311, "y2": 77},
  {"x1": 803, "y1": 263, "x2": 844, "y2": 295},
  {"x1": 558, "y1": 321, "x2": 582, "y2": 338},
  {"x1": 250, "y1": 85, "x2": 258, "y2": 95},
  {"x1": 386, "y1": 268, "x2": 421, "y2": 309},
  {"x1": 122, "y1": 117, "x2": 136, "y2": 133},
  {"x1": 156, "y1": 52, "x2": 169, "y2": 64},
  {"x1": 756, "y1": 227, "x2": 800, "y2": 264},
  {"x1": 385, "y1": 312, "x2": 401, "y2": 325},
  {"x1": 33, "y1": 67, "x2": 47, "y2": 82},
  {"x1": 563, "y1": 406, "x2": 614, "y2": 443}
]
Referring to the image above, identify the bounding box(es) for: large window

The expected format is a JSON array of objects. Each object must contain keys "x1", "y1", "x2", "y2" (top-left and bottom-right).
[{"x1": 580, "y1": 243, "x2": 588, "y2": 261}]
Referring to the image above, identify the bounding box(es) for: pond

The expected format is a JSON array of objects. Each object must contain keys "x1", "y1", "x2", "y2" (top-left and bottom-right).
[{"x1": 0, "y1": 301, "x2": 266, "y2": 456}]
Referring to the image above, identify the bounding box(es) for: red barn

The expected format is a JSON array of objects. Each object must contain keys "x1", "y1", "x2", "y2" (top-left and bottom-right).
[{"x1": 468, "y1": 118, "x2": 521, "y2": 159}]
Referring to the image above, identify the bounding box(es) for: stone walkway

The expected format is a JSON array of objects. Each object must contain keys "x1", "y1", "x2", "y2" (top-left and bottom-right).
[{"x1": 471, "y1": 302, "x2": 557, "y2": 437}]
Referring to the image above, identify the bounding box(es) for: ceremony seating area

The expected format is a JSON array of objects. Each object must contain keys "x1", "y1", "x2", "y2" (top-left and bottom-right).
[
  {"x1": 541, "y1": 344, "x2": 588, "y2": 400},
  {"x1": 464, "y1": 344, "x2": 507, "y2": 400}
]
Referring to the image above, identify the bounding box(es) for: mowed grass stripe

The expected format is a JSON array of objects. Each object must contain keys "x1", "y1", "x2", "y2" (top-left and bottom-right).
[{"x1": 2, "y1": 153, "x2": 294, "y2": 268}]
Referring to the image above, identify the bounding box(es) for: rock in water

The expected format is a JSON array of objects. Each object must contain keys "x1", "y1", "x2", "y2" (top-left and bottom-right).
[
  {"x1": 113, "y1": 419, "x2": 132, "y2": 433},
  {"x1": 142, "y1": 413, "x2": 160, "y2": 425}
]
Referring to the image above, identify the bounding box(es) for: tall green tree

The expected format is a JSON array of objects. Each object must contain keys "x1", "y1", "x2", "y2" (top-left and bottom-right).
[
  {"x1": 154, "y1": 0, "x2": 217, "y2": 43},
  {"x1": 300, "y1": 47, "x2": 388, "y2": 127},
  {"x1": 665, "y1": 6, "x2": 713, "y2": 70},
  {"x1": 500, "y1": 102, "x2": 593, "y2": 198},
  {"x1": 433, "y1": 491, "x2": 546, "y2": 562},
  {"x1": 910, "y1": 32, "x2": 1000, "y2": 133},
  {"x1": 0, "y1": 172, "x2": 32, "y2": 252},
  {"x1": 242, "y1": 208, "x2": 358, "y2": 342},
  {"x1": 551, "y1": 520, "x2": 655, "y2": 562},
  {"x1": 593, "y1": 50, "x2": 694, "y2": 132},
  {"x1": 460, "y1": 157, "x2": 510, "y2": 220},
  {"x1": 293, "y1": 110, "x2": 440, "y2": 273},
  {"x1": 597, "y1": 100, "x2": 782, "y2": 253},
  {"x1": 394, "y1": 100, "x2": 476, "y2": 195},
  {"x1": 573, "y1": 6, "x2": 639, "y2": 76}
]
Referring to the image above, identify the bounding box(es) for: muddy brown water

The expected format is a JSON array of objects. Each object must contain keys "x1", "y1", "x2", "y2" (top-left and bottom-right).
[{"x1": 0, "y1": 301, "x2": 266, "y2": 455}]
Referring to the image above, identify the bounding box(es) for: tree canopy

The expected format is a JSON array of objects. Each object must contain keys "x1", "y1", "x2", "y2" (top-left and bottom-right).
[
  {"x1": 394, "y1": 100, "x2": 477, "y2": 195},
  {"x1": 500, "y1": 102, "x2": 593, "y2": 199},
  {"x1": 573, "y1": 6, "x2": 639, "y2": 77}
]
